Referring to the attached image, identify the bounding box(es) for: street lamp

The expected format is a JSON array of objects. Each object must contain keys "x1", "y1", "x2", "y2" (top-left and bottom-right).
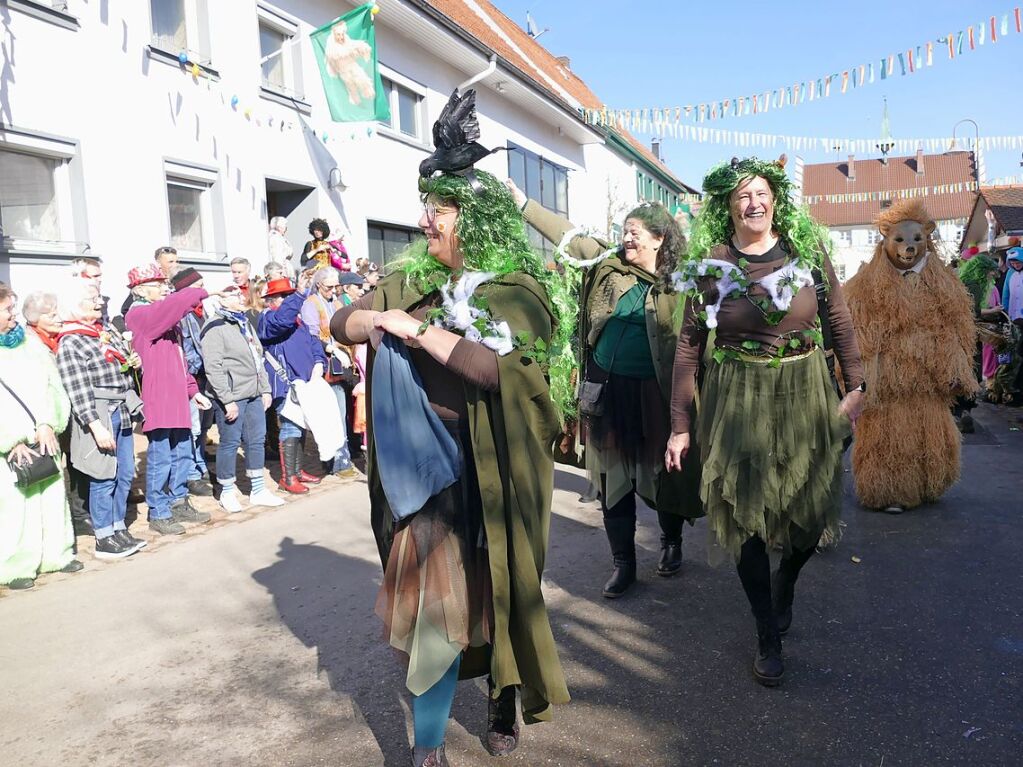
[{"x1": 950, "y1": 119, "x2": 980, "y2": 152}]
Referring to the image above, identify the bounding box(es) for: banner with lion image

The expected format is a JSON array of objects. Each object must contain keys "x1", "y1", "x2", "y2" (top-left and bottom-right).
[{"x1": 310, "y1": 4, "x2": 390, "y2": 123}]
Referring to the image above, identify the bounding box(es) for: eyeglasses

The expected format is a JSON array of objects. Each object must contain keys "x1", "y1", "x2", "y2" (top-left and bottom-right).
[{"x1": 423, "y1": 201, "x2": 455, "y2": 224}]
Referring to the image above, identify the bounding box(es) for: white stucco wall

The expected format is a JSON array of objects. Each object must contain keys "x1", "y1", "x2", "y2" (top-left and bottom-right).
[{"x1": 1, "y1": 0, "x2": 658, "y2": 312}]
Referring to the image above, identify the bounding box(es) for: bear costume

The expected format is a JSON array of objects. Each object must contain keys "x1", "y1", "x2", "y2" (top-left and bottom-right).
[{"x1": 843, "y1": 199, "x2": 977, "y2": 513}]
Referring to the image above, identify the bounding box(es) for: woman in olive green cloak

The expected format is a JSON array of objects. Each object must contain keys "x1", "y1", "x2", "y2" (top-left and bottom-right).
[
  {"x1": 331, "y1": 169, "x2": 572, "y2": 767},
  {"x1": 506, "y1": 180, "x2": 703, "y2": 599}
]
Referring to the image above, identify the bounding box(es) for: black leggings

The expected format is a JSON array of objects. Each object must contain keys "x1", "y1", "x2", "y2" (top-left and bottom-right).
[
  {"x1": 600, "y1": 474, "x2": 683, "y2": 540},
  {"x1": 736, "y1": 535, "x2": 816, "y2": 621}
]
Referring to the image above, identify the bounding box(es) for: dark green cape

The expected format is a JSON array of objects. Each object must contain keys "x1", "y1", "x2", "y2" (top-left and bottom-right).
[{"x1": 367, "y1": 270, "x2": 570, "y2": 723}]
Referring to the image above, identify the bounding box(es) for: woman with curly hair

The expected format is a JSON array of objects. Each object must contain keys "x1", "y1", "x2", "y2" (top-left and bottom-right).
[
  {"x1": 665, "y1": 157, "x2": 865, "y2": 686},
  {"x1": 300, "y1": 218, "x2": 333, "y2": 270},
  {"x1": 507, "y1": 181, "x2": 703, "y2": 598},
  {"x1": 331, "y1": 93, "x2": 573, "y2": 764}
]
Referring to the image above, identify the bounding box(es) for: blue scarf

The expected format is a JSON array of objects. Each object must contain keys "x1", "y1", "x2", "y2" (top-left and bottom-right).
[
  {"x1": 0, "y1": 323, "x2": 26, "y2": 349},
  {"x1": 372, "y1": 334, "x2": 461, "y2": 521},
  {"x1": 218, "y1": 307, "x2": 249, "y2": 332}
]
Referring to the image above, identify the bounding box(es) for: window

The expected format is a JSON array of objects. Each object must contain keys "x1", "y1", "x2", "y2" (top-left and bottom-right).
[
  {"x1": 0, "y1": 152, "x2": 60, "y2": 242},
  {"x1": 834, "y1": 229, "x2": 851, "y2": 246},
  {"x1": 164, "y1": 160, "x2": 219, "y2": 259},
  {"x1": 0, "y1": 129, "x2": 80, "y2": 254},
  {"x1": 636, "y1": 171, "x2": 680, "y2": 210},
  {"x1": 378, "y1": 77, "x2": 423, "y2": 140},
  {"x1": 508, "y1": 144, "x2": 568, "y2": 257},
  {"x1": 7, "y1": 0, "x2": 79, "y2": 30},
  {"x1": 866, "y1": 229, "x2": 881, "y2": 246},
  {"x1": 149, "y1": 0, "x2": 211, "y2": 62},
  {"x1": 367, "y1": 222, "x2": 419, "y2": 267},
  {"x1": 257, "y1": 5, "x2": 303, "y2": 101}
]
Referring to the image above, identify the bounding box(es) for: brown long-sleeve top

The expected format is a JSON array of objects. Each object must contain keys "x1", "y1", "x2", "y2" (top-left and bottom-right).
[
  {"x1": 670, "y1": 241, "x2": 864, "y2": 433},
  {"x1": 330, "y1": 289, "x2": 499, "y2": 422}
]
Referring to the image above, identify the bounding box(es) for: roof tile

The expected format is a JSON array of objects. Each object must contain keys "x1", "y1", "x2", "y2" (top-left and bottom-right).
[{"x1": 980, "y1": 185, "x2": 1023, "y2": 233}]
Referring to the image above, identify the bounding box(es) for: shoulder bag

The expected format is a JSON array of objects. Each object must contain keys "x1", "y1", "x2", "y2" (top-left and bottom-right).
[{"x1": 0, "y1": 377, "x2": 61, "y2": 489}]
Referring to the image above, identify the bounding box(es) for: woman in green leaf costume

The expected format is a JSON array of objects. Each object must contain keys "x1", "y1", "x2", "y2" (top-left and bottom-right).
[
  {"x1": 665, "y1": 156, "x2": 866, "y2": 687},
  {"x1": 506, "y1": 180, "x2": 704, "y2": 599},
  {"x1": 331, "y1": 160, "x2": 573, "y2": 766}
]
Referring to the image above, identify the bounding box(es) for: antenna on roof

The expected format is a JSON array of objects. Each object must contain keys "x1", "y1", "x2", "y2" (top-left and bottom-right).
[{"x1": 526, "y1": 11, "x2": 550, "y2": 39}]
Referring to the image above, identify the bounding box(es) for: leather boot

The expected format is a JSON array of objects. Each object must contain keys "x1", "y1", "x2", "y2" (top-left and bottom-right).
[
  {"x1": 753, "y1": 617, "x2": 784, "y2": 687},
  {"x1": 656, "y1": 536, "x2": 683, "y2": 577},
  {"x1": 298, "y1": 469, "x2": 322, "y2": 485},
  {"x1": 278, "y1": 440, "x2": 309, "y2": 495},
  {"x1": 601, "y1": 516, "x2": 637, "y2": 598}
]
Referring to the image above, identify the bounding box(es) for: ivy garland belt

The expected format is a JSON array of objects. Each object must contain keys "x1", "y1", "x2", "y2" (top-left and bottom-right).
[{"x1": 730, "y1": 347, "x2": 819, "y2": 365}]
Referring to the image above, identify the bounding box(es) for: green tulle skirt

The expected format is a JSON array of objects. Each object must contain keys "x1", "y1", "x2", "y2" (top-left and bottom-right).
[{"x1": 697, "y1": 349, "x2": 850, "y2": 559}]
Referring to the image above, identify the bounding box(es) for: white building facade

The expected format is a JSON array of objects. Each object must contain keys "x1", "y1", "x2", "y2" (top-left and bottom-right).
[{"x1": 0, "y1": 0, "x2": 687, "y2": 309}]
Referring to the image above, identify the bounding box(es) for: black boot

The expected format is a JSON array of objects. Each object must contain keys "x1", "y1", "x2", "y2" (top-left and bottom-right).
[
  {"x1": 753, "y1": 618, "x2": 785, "y2": 687},
  {"x1": 602, "y1": 516, "x2": 637, "y2": 598},
  {"x1": 655, "y1": 510, "x2": 684, "y2": 577},
  {"x1": 772, "y1": 544, "x2": 815, "y2": 635},
  {"x1": 656, "y1": 536, "x2": 683, "y2": 577},
  {"x1": 737, "y1": 535, "x2": 784, "y2": 686}
]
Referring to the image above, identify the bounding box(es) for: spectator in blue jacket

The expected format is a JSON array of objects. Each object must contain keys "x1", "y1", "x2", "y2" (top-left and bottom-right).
[
  {"x1": 170, "y1": 267, "x2": 214, "y2": 497},
  {"x1": 257, "y1": 271, "x2": 325, "y2": 494}
]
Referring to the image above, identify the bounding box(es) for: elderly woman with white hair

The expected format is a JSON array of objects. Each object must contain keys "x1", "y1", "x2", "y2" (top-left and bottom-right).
[
  {"x1": 25, "y1": 290, "x2": 94, "y2": 536},
  {"x1": 300, "y1": 267, "x2": 358, "y2": 480},
  {"x1": 23, "y1": 291, "x2": 64, "y2": 355},
  {"x1": 56, "y1": 279, "x2": 145, "y2": 559},
  {"x1": 268, "y1": 216, "x2": 295, "y2": 278},
  {"x1": 0, "y1": 282, "x2": 81, "y2": 589}
]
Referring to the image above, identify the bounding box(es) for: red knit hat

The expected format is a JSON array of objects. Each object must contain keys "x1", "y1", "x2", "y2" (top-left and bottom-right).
[
  {"x1": 127, "y1": 263, "x2": 166, "y2": 288},
  {"x1": 262, "y1": 277, "x2": 296, "y2": 298}
]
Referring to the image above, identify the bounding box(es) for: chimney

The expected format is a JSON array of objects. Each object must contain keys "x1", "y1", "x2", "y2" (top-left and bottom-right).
[
  {"x1": 556, "y1": 55, "x2": 571, "y2": 70},
  {"x1": 847, "y1": 154, "x2": 856, "y2": 181},
  {"x1": 915, "y1": 149, "x2": 925, "y2": 176},
  {"x1": 651, "y1": 137, "x2": 662, "y2": 161}
]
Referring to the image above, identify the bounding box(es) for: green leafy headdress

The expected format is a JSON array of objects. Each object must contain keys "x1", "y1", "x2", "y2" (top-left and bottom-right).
[
  {"x1": 687, "y1": 156, "x2": 831, "y2": 271},
  {"x1": 958, "y1": 253, "x2": 998, "y2": 313},
  {"x1": 390, "y1": 170, "x2": 579, "y2": 421}
]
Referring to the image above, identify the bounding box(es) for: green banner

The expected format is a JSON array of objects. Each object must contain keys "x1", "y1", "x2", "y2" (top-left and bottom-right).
[{"x1": 310, "y1": 4, "x2": 390, "y2": 123}]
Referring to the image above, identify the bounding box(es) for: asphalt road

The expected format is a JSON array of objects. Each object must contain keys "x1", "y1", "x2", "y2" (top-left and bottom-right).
[{"x1": 1, "y1": 404, "x2": 1020, "y2": 767}]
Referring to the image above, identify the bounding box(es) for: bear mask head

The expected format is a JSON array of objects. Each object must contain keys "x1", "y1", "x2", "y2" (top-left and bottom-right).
[{"x1": 877, "y1": 200, "x2": 936, "y2": 272}]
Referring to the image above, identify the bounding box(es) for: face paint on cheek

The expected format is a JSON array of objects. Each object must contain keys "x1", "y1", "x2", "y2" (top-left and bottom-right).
[{"x1": 436, "y1": 222, "x2": 446, "y2": 233}]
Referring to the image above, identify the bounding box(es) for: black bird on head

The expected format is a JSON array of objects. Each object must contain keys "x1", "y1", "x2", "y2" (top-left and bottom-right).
[{"x1": 419, "y1": 89, "x2": 504, "y2": 192}]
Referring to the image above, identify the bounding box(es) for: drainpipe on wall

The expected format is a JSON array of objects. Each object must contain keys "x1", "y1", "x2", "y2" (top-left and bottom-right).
[{"x1": 457, "y1": 54, "x2": 497, "y2": 94}]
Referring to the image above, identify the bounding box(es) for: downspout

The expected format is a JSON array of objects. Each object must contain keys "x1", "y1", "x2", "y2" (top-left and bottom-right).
[{"x1": 457, "y1": 54, "x2": 497, "y2": 93}]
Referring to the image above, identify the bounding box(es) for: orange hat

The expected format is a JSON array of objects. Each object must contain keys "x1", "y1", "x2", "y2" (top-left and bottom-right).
[
  {"x1": 262, "y1": 277, "x2": 296, "y2": 298},
  {"x1": 127, "y1": 263, "x2": 166, "y2": 288}
]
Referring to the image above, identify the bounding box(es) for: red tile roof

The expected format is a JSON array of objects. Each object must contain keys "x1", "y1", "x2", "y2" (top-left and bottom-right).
[
  {"x1": 423, "y1": 0, "x2": 688, "y2": 190},
  {"x1": 980, "y1": 185, "x2": 1023, "y2": 233},
  {"x1": 802, "y1": 151, "x2": 977, "y2": 226}
]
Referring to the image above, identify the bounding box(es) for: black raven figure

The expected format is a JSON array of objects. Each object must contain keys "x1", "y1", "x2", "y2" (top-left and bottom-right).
[{"x1": 418, "y1": 89, "x2": 503, "y2": 183}]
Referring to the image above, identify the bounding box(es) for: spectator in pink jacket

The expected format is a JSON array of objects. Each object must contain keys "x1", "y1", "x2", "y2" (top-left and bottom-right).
[{"x1": 125, "y1": 263, "x2": 215, "y2": 536}]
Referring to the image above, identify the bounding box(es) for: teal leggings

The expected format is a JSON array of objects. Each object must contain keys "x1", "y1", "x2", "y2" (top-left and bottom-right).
[{"x1": 412, "y1": 655, "x2": 461, "y2": 748}]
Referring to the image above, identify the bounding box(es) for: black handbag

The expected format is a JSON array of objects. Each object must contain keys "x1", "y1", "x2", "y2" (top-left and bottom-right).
[
  {"x1": 578, "y1": 289, "x2": 641, "y2": 418},
  {"x1": 1, "y1": 378, "x2": 61, "y2": 489}
]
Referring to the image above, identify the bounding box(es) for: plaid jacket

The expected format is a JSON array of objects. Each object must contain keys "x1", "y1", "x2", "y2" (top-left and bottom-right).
[{"x1": 56, "y1": 331, "x2": 134, "y2": 429}]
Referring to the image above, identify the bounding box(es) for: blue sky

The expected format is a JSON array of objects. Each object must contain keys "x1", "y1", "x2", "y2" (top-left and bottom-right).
[{"x1": 490, "y1": 0, "x2": 1023, "y2": 187}]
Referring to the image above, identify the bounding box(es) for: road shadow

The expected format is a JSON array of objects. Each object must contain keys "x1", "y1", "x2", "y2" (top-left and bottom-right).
[{"x1": 251, "y1": 537, "x2": 490, "y2": 767}]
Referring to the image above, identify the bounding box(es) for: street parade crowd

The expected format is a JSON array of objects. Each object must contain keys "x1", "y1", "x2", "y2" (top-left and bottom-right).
[{"x1": 1, "y1": 91, "x2": 1021, "y2": 767}]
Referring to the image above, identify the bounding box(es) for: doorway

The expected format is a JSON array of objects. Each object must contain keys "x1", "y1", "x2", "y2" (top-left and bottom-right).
[{"x1": 265, "y1": 177, "x2": 316, "y2": 266}]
